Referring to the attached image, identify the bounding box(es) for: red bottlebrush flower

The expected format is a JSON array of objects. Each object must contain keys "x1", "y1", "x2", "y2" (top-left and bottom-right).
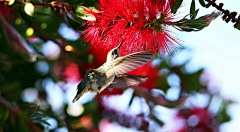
[
  {"x1": 82, "y1": 0, "x2": 180, "y2": 55},
  {"x1": 88, "y1": 46, "x2": 108, "y2": 67},
  {"x1": 63, "y1": 62, "x2": 81, "y2": 82},
  {"x1": 54, "y1": 61, "x2": 81, "y2": 83},
  {"x1": 80, "y1": 45, "x2": 109, "y2": 77},
  {"x1": 95, "y1": 88, "x2": 124, "y2": 99},
  {"x1": 175, "y1": 107, "x2": 219, "y2": 132}
]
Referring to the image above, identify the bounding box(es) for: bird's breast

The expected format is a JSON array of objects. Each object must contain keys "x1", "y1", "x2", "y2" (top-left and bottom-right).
[
  {"x1": 91, "y1": 81, "x2": 99, "y2": 93},
  {"x1": 90, "y1": 76, "x2": 115, "y2": 93}
]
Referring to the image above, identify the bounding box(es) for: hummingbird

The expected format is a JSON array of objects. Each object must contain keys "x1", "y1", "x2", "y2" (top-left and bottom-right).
[{"x1": 72, "y1": 42, "x2": 156, "y2": 103}]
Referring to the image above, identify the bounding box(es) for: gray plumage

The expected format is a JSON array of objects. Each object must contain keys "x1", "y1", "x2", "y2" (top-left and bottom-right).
[{"x1": 72, "y1": 43, "x2": 155, "y2": 103}]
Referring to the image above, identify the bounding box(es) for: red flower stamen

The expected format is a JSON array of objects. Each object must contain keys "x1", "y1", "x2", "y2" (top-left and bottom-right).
[{"x1": 82, "y1": 0, "x2": 181, "y2": 55}]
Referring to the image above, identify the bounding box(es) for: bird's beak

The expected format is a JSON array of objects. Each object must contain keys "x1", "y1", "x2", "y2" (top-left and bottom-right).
[
  {"x1": 117, "y1": 41, "x2": 123, "y2": 48},
  {"x1": 72, "y1": 82, "x2": 91, "y2": 103}
]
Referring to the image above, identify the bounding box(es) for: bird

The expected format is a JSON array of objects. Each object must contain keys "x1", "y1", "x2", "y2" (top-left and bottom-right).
[{"x1": 72, "y1": 42, "x2": 156, "y2": 103}]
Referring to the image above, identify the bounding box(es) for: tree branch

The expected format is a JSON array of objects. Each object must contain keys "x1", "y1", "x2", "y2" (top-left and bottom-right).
[
  {"x1": 204, "y1": 0, "x2": 240, "y2": 29},
  {"x1": 0, "y1": 96, "x2": 42, "y2": 132},
  {"x1": 0, "y1": 0, "x2": 76, "y2": 13}
]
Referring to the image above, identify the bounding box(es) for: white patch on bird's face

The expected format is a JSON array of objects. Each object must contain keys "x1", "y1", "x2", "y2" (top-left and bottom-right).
[{"x1": 91, "y1": 80, "x2": 99, "y2": 93}]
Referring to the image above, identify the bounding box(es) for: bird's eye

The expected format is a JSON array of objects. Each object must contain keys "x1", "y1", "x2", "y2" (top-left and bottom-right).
[
  {"x1": 112, "y1": 50, "x2": 117, "y2": 55},
  {"x1": 88, "y1": 73, "x2": 93, "y2": 79}
]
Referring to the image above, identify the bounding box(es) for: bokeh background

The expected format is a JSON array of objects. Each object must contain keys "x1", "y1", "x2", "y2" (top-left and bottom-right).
[
  {"x1": 176, "y1": 0, "x2": 240, "y2": 131},
  {"x1": 0, "y1": 0, "x2": 239, "y2": 132}
]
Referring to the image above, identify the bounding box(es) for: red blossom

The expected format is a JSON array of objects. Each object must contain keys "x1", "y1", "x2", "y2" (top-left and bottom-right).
[
  {"x1": 82, "y1": 0, "x2": 180, "y2": 55},
  {"x1": 95, "y1": 88, "x2": 124, "y2": 99},
  {"x1": 88, "y1": 46, "x2": 108, "y2": 67},
  {"x1": 54, "y1": 61, "x2": 81, "y2": 82},
  {"x1": 175, "y1": 107, "x2": 219, "y2": 132},
  {"x1": 63, "y1": 62, "x2": 81, "y2": 82}
]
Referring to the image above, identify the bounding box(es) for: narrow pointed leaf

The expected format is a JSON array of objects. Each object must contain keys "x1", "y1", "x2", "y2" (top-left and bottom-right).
[
  {"x1": 66, "y1": 13, "x2": 83, "y2": 29},
  {"x1": 128, "y1": 94, "x2": 135, "y2": 107},
  {"x1": 190, "y1": 0, "x2": 196, "y2": 19},
  {"x1": 192, "y1": 9, "x2": 199, "y2": 20},
  {"x1": 171, "y1": 0, "x2": 183, "y2": 14},
  {"x1": 199, "y1": 0, "x2": 206, "y2": 7},
  {"x1": 236, "y1": 23, "x2": 240, "y2": 30},
  {"x1": 0, "y1": 109, "x2": 9, "y2": 123},
  {"x1": 174, "y1": 11, "x2": 221, "y2": 32},
  {"x1": 150, "y1": 114, "x2": 164, "y2": 127}
]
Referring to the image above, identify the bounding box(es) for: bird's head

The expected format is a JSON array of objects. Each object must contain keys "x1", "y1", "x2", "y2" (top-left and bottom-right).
[
  {"x1": 72, "y1": 77, "x2": 91, "y2": 103},
  {"x1": 72, "y1": 70, "x2": 97, "y2": 103}
]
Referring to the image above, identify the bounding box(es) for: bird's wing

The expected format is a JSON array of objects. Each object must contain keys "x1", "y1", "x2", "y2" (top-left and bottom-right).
[
  {"x1": 105, "y1": 51, "x2": 155, "y2": 77},
  {"x1": 108, "y1": 75, "x2": 148, "y2": 88},
  {"x1": 106, "y1": 42, "x2": 122, "y2": 63}
]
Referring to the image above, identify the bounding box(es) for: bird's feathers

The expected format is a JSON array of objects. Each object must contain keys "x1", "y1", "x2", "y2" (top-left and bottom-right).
[
  {"x1": 105, "y1": 51, "x2": 155, "y2": 77},
  {"x1": 108, "y1": 74, "x2": 148, "y2": 88},
  {"x1": 72, "y1": 42, "x2": 156, "y2": 103}
]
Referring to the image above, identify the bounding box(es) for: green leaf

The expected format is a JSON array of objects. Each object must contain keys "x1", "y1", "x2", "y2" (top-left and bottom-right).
[
  {"x1": 75, "y1": 6, "x2": 97, "y2": 21},
  {"x1": 0, "y1": 109, "x2": 9, "y2": 123},
  {"x1": 157, "y1": 75, "x2": 170, "y2": 93},
  {"x1": 150, "y1": 114, "x2": 164, "y2": 127},
  {"x1": 0, "y1": 81, "x2": 21, "y2": 93},
  {"x1": 83, "y1": 0, "x2": 96, "y2": 6},
  {"x1": 34, "y1": 6, "x2": 53, "y2": 22},
  {"x1": 66, "y1": 13, "x2": 83, "y2": 29},
  {"x1": 8, "y1": 0, "x2": 15, "y2": 5},
  {"x1": 171, "y1": 0, "x2": 183, "y2": 14},
  {"x1": 71, "y1": 0, "x2": 85, "y2": 5},
  {"x1": 190, "y1": 0, "x2": 196, "y2": 19},
  {"x1": 192, "y1": 9, "x2": 199, "y2": 20},
  {"x1": 82, "y1": 101, "x2": 101, "y2": 128},
  {"x1": 128, "y1": 94, "x2": 135, "y2": 107},
  {"x1": 215, "y1": 101, "x2": 231, "y2": 123},
  {"x1": 175, "y1": 11, "x2": 221, "y2": 32},
  {"x1": 199, "y1": 0, "x2": 206, "y2": 7},
  {"x1": 182, "y1": 69, "x2": 204, "y2": 93},
  {"x1": 82, "y1": 101, "x2": 98, "y2": 115},
  {"x1": 34, "y1": 117, "x2": 51, "y2": 125},
  {"x1": 179, "y1": 28, "x2": 196, "y2": 32},
  {"x1": 236, "y1": 23, "x2": 240, "y2": 30},
  {"x1": 199, "y1": 11, "x2": 222, "y2": 20},
  {"x1": 19, "y1": 6, "x2": 34, "y2": 24}
]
